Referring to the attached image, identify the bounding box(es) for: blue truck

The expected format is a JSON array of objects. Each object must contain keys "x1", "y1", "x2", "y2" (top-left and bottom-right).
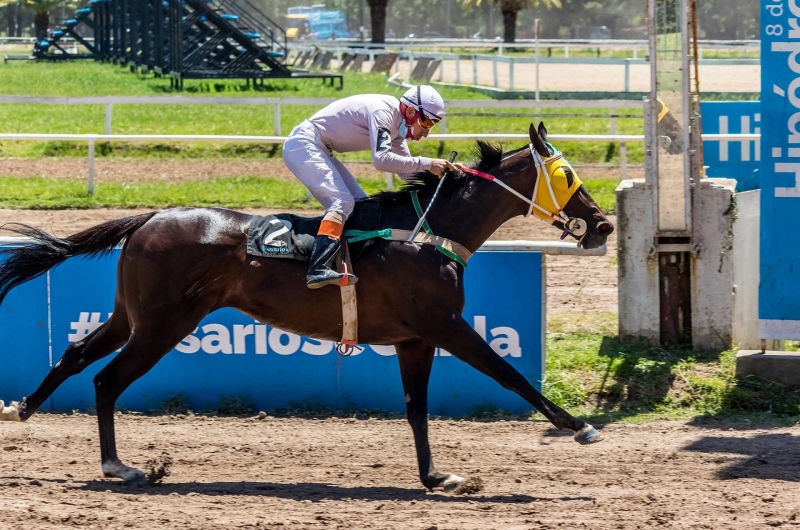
[{"x1": 286, "y1": 5, "x2": 351, "y2": 40}]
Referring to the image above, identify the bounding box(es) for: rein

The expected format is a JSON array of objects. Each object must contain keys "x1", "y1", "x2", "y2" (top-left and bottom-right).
[{"x1": 459, "y1": 144, "x2": 587, "y2": 244}]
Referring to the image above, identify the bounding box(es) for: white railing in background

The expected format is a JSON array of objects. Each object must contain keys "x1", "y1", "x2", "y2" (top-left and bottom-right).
[
  {"x1": 291, "y1": 45, "x2": 759, "y2": 93},
  {"x1": 0, "y1": 36, "x2": 761, "y2": 53},
  {"x1": 0, "y1": 95, "x2": 644, "y2": 183},
  {"x1": 293, "y1": 38, "x2": 760, "y2": 55}
]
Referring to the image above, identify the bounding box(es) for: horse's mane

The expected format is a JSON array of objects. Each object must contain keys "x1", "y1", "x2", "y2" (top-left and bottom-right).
[{"x1": 374, "y1": 141, "x2": 505, "y2": 203}]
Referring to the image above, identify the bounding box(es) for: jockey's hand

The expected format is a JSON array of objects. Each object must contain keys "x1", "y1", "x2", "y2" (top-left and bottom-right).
[{"x1": 429, "y1": 158, "x2": 458, "y2": 178}]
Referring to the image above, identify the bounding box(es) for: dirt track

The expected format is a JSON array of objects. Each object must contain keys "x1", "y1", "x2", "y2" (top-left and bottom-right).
[{"x1": 2, "y1": 415, "x2": 800, "y2": 529}]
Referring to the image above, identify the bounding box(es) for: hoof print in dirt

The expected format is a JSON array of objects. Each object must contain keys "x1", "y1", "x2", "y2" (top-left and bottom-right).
[{"x1": 145, "y1": 453, "x2": 173, "y2": 485}]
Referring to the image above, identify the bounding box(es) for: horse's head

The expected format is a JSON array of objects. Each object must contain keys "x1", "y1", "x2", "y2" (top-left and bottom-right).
[
  {"x1": 655, "y1": 97, "x2": 684, "y2": 155},
  {"x1": 525, "y1": 122, "x2": 614, "y2": 250}
]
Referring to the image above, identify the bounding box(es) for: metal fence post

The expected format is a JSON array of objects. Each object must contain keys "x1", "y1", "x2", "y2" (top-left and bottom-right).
[
  {"x1": 455, "y1": 55, "x2": 461, "y2": 84},
  {"x1": 104, "y1": 103, "x2": 112, "y2": 134},
  {"x1": 509, "y1": 57, "x2": 514, "y2": 91},
  {"x1": 273, "y1": 103, "x2": 281, "y2": 136},
  {"x1": 409, "y1": 51, "x2": 415, "y2": 78},
  {"x1": 88, "y1": 138, "x2": 96, "y2": 196},
  {"x1": 472, "y1": 55, "x2": 478, "y2": 85},
  {"x1": 385, "y1": 172, "x2": 394, "y2": 191},
  {"x1": 493, "y1": 56, "x2": 498, "y2": 88},
  {"x1": 438, "y1": 58, "x2": 444, "y2": 82},
  {"x1": 535, "y1": 19, "x2": 541, "y2": 101},
  {"x1": 624, "y1": 58, "x2": 630, "y2": 93}
]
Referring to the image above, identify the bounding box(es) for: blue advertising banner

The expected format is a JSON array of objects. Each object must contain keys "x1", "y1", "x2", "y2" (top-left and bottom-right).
[
  {"x1": 759, "y1": 0, "x2": 800, "y2": 339},
  {"x1": 701, "y1": 101, "x2": 761, "y2": 192},
  {"x1": 0, "y1": 248, "x2": 544, "y2": 416}
]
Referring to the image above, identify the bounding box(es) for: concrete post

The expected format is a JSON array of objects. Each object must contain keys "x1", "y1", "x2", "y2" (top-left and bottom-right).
[
  {"x1": 616, "y1": 179, "x2": 660, "y2": 342},
  {"x1": 690, "y1": 178, "x2": 737, "y2": 350}
]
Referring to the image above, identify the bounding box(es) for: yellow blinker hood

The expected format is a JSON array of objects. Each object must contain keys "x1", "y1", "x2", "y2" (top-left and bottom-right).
[{"x1": 532, "y1": 150, "x2": 582, "y2": 222}]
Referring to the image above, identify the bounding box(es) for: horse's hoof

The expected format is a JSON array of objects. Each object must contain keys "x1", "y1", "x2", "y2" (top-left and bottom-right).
[
  {"x1": 442, "y1": 474, "x2": 466, "y2": 492},
  {"x1": 122, "y1": 469, "x2": 146, "y2": 487},
  {"x1": 0, "y1": 400, "x2": 21, "y2": 421},
  {"x1": 574, "y1": 423, "x2": 603, "y2": 445},
  {"x1": 103, "y1": 461, "x2": 146, "y2": 486}
]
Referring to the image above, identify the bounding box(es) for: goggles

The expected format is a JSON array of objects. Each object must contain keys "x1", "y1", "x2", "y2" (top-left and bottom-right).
[{"x1": 416, "y1": 85, "x2": 440, "y2": 129}]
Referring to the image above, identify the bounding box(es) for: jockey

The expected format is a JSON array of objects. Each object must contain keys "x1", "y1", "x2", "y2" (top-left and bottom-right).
[{"x1": 283, "y1": 85, "x2": 455, "y2": 289}]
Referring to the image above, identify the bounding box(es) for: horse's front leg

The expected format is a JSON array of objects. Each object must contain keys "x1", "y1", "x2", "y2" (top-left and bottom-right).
[
  {"x1": 423, "y1": 314, "x2": 602, "y2": 444},
  {"x1": 395, "y1": 339, "x2": 466, "y2": 491}
]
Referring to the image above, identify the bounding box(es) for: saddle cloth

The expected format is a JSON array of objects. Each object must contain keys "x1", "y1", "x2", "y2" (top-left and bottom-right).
[{"x1": 245, "y1": 198, "x2": 382, "y2": 261}]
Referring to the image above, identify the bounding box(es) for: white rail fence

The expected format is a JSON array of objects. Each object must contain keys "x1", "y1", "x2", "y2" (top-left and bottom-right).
[
  {"x1": 0, "y1": 96, "x2": 757, "y2": 193},
  {"x1": 289, "y1": 45, "x2": 758, "y2": 94},
  {"x1": 316, "y1": 49, "x2": 759, "y2": 94},
  {"x1": 0, "y1": 95, "x2": 645, "y2": 179}
]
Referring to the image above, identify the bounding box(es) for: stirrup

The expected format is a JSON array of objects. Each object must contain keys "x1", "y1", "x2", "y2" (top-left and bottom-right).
[{"x1": 336, "y1": 341, "x2": 363, "y2": 356}]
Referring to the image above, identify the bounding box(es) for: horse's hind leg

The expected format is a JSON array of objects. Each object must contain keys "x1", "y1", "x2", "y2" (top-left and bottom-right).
[
  {"x1": 0, "y1": 311, "x2": 131, "y2": 422},
  {"x1": 92, "y1": 312, "x2": 206, "y2": 485},
  {"x1": 396, "y1": 339, "x2": 466, "y2": 491}
]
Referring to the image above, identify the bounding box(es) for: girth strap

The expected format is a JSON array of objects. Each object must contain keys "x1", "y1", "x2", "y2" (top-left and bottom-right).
[{"x1": 344, "y1": 228, "x2": 472, "y2": 268}]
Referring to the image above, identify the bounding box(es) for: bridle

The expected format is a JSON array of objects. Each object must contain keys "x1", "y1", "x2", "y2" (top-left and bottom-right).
[{"x1": 459, "y1": 143, "x2": 589, "y2": 245}]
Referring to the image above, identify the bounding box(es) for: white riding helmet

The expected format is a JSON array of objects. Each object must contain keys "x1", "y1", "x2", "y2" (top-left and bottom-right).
[{"x1": 400, "y1": 85, "x2": 446, "y2": 121}]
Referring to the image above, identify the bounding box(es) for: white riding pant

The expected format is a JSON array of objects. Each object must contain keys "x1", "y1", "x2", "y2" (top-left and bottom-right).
[{"x1": 282, "y1": 121, "x2": 368, "y2": 219}]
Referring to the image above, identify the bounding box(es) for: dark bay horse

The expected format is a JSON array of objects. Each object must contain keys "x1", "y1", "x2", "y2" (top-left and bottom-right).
[{"x1": 0, "y1": 123, "x2": 613, "y2": 490}]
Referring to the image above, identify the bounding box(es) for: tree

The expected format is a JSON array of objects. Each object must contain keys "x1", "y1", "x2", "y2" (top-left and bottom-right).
[
  {"x1": 367, "y1": 0, "x2": 389, "y2": 44},
  {"x1": 461, "y1": 0, "x2": 561, "y2": 43},
  {"x1": 1, "y1": 0, "x2": 71, "y2": 40}
]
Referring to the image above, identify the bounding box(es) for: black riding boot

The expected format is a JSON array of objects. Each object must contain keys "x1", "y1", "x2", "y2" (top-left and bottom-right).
[{"x1": 306, "y1": 235, "x2": 357, "y2": 289}]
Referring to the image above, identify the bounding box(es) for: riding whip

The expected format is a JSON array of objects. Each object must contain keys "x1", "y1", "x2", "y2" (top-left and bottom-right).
[{"x1": 407, "y1": 151, "x2": 457, "y2": 242}]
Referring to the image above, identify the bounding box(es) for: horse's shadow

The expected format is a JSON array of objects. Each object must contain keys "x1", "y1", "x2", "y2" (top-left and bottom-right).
[
  {"x1": 683, "y1": 433, "x2": 800, "y2": 482},
  {"x1": 76, "y1": 480, "x2": 594, "y2": 504}
]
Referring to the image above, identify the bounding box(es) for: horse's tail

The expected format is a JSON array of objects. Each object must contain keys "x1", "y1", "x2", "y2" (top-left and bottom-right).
[{"x1": 0, "y1": 211, "x2": 158, "y2": 305}]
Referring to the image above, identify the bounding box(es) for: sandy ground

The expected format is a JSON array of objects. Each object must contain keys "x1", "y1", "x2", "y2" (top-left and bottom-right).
[
  {"x1": 355, "y1": 59, "x2": 758, "y2": 94},
  {"x1": 2, "y1": 415, "x2": 799, "y2": 529}
]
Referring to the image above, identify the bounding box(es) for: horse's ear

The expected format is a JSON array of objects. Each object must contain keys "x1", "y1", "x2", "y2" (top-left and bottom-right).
[
  {"x1": 529, "y1": 123, "x2": 549, "y2": 156},
  {"x1": 538, "y1": 122, "x2": 548, "y2": 142}
]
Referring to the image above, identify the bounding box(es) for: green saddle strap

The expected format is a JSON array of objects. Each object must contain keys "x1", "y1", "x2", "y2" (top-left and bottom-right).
[{"x1": 341, "y1": 191, "x2": 469, "y2": 268}]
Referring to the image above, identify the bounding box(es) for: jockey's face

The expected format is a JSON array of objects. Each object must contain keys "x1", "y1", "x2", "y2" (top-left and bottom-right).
[
  {"x1": 408, "y1": 118, "x2": 431, "y2": 141},
  {"x1": 403, "y1": 104, "x2": 437, "y2": 142}
]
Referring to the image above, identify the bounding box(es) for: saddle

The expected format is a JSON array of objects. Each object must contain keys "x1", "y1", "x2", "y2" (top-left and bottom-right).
[
  {"x1": 246, "y1": 198, "x2": 383, "y2": 263},
  {"x1": 245, "y1": 195, "x2": 473, "y2": 354}
]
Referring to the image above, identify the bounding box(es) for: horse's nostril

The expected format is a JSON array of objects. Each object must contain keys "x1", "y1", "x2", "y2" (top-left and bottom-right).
[{"x1": 597, "y1": 221, "x2": 614, "y2": 236}]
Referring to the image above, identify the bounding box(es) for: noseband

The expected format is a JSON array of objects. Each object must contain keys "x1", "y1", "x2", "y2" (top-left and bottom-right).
[{"x1": 459, "y1": 144, "x2": 588, "y2": 245}]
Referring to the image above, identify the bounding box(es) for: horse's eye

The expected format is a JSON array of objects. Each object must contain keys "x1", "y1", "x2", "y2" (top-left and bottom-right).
[{"x1": 564, "y1": 168, "x2": 575, "y2": 188}]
